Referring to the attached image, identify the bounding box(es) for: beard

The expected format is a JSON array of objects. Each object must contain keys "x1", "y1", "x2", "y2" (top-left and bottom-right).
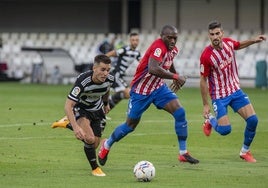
[{"x1": 212, "y1": 39, "x2": 221, "y2": 48}]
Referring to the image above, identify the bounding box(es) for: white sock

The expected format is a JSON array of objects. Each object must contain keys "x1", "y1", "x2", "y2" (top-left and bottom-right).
[
  {"x1": 240, "y1": 147, "x2": 249, "y2": 154},
  {"x1": 104, "y1": 140, "x2": 110, "y2": 150},
  {"x1": 179, "y1": 150, "x2": 187, "y2": 155}
]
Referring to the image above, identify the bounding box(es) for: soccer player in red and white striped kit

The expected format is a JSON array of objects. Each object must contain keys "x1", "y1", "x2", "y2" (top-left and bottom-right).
[
  {"x1": 98, "y1": 25, "x2": 199, "y2": 167},
  {"x1": 200, "y1": 20, "x2": 266, "y2": 162}
]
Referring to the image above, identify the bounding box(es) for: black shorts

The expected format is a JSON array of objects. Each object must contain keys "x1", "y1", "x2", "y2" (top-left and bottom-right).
[{"x1": 73, "y1": 107, "x2": 105, "y2": 137}]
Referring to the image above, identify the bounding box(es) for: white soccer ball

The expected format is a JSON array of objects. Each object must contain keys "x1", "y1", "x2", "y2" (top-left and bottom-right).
[{"x1": 133, "y1": 160, "x2": 155, "y2": 182}]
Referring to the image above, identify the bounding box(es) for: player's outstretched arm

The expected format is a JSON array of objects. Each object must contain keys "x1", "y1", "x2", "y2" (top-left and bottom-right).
[{"x1": 238, "y1": 35, "x2": 266, "y2": 49}]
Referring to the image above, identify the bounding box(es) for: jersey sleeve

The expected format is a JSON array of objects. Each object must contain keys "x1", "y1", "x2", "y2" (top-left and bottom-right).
[
  {"x1": 67, "y1": 76, "x2": 83, "y2": 102},
  {"x1": 233, "y1": 40, "x2": 240, "y2": 50},
  {"x1": 224, "y1": 37, "x2": 240, "y2": 50},
  {"x1": 200, "y1": 48, "x2": 211, "y2": 77},
  {"x1": 149, "y1": 40, "x2": 166, "y2": 63}
]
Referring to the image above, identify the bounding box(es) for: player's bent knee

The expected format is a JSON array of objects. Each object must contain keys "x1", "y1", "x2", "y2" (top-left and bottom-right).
[
  {"x1": 94, "y1": 141, "x2": 99, "y2": 149},
  {"x1": 216, "y1": 125, "x2": 231, "y2": 135},
  {"x1": 172, "y1": 107, "x2": 186, "y2": 121},
  {"x1": 84, "y1": 136, "x2": 95, "y2": 145},
  {"x1": 246, "y1": 115, "x2": 258, "y2": 131},
  {"x1": 84, "y1": 142, "x2": 94, "y2": 149},
  {"x1": 173, "y1": 108, "x2": 188, "y2": 138}
]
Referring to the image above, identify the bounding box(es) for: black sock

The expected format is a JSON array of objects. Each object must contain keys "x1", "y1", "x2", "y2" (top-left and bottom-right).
[
  {"x1": 84, "y1": 144, "x2": 98, "y2": 170},
  {"x1": 66, "y1": 123, "x2": 73, "y2": 130}
]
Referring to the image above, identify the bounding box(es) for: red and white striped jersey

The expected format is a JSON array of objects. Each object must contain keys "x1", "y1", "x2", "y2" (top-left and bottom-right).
[
  {"x1": 130, "y1": 38, "x2": 178, "y2": 95},
  {"x1": 200, "y1": 38, "x2": 241, "y2": 99}
]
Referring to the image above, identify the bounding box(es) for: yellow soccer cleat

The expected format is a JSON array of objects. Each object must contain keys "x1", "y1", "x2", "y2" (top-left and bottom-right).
[
  {"x1": 51, "y1": 116, "x2": 69, "y2": 128},
  {"x1": 91, "y1": 167, "x2": 106, "y2": 177}
]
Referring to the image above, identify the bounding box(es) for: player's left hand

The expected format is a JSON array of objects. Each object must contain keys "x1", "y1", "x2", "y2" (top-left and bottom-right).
[
  {"x1": 255, "y1": 35, "x2": 266, "y2": 43},
  {"x1": 170, "y1": 75, "x2": 187, "y2": 93}
]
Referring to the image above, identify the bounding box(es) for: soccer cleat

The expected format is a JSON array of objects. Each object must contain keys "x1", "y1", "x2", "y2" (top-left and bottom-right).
[
  {"x1": 240, "y1": 151, "x2": 256, "y2": 163},
  {"x1": 179, "y1": 152, "x2": 199, "y2": 164},
  {"x1": 98, "y1": 139, "x2": 110, "y2": 166},
  {"x1": 51, "y1": 116, "x2": 69, "y2": 128},
  {"x1": 91, "y1": 167, "x2": 106, "y2": 177},
  {"x1": 202, "y1": 119, "x2": 212, "y2": 136}
]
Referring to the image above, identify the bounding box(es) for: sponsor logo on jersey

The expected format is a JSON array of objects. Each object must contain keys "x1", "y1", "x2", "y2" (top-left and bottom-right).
[
  {"x1": 154, "y1": 48, "x2": 162, "y2": 57},
  {"x1": 71, "y1": 86, "x2": 81, "y2": 97}
]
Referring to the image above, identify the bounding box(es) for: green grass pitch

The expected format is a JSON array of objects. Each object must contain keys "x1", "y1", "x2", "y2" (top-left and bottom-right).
[{"x1": 0, "y1": 82, "x2": 268, "y2": 188}]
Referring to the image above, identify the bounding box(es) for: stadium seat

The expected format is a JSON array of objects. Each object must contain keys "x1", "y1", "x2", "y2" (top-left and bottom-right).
[{"x1": 0, "y1": 30, "x2": 266, "y2": 85}]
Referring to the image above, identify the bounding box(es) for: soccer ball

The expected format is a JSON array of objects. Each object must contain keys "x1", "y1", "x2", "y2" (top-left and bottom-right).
[{"x1": 133, "y1": 160, "x2": 155, "y2": 182}]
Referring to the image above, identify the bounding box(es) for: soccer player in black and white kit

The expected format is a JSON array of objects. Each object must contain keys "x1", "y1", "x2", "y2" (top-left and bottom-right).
[
  {"x1": 106, "y1": 32, "x2": 141, "y2": 109},
  {"x1": 51, "y1": 34, "x2": 140, "y2": 133},
  {"x1": 59, "y1": 54, "x2": 113, "y2": 176}
]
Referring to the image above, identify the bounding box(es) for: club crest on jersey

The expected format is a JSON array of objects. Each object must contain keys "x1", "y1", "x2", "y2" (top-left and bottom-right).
[
  {"x1": 71, "y1": 86, "x2": 81, "y2": 97},
  {"x1": 154, "y1": 48, "x2": 162, "y2": 57}
]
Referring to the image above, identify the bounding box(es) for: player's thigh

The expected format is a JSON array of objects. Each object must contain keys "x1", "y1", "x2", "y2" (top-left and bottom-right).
[
  {"x1": 230, "y1": 90, "x2": 255, "y2": 119},
  {"x1": 217, "y1": 115, "x2": 231, "y2": 125},
  {"x1": 90, "y1": 120, "x2": 102, "y2": 148},
  {"x1": 154, "y1": 85, "x2": 178, "y2": 111},
  {"x1": 163, "y1": 99, "x2": 181, "y2": 113},
  {"x1": 128, "y1": 91, "x2": 152, "y2": 119},
  {"x1": 77, "y1": 117, "x2": 95, "y2": 143},
  {"x1": 237, "y1": 103, "x2": 256, "y2": 120},
  {"x1": 212, "y1": 98, "x2": 230, "y2": 125}
]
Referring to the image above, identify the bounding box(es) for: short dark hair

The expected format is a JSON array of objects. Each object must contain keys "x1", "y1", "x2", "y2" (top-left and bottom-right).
[
  {"x1": 208, "y1": 20, "x2": 222, "y2": 30},
  {"x1": 94, "y1": 54, "x2": 111, "y2": 65},
  {"x1": 129, "y1": 32, "x2": 139, "y2": 37}
]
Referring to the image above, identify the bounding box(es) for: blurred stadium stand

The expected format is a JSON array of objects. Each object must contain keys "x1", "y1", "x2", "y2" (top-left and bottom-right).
[
  {"x1": 0, "y1": 30, "x2": 267, "y2": 86},
  {"x1": 0, "y1": 0, "x2": 267, "y2": 86}
]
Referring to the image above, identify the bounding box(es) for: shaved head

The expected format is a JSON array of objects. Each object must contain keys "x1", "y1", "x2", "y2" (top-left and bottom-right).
[
  {"x1": 160, "y1": 25, "x2": 178, "y2": 50},
  {"x1": 160, "y1": 25, "x2": 177, "y2": 36}
]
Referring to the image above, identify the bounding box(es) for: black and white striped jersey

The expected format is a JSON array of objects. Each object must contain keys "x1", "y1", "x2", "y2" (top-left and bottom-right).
[
  {"x1": 112, "y1": 45, "x2": 141, "y2": 77},
  {"x1": 68, "y1": 70, "x2": 114, "y2": 112}
]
